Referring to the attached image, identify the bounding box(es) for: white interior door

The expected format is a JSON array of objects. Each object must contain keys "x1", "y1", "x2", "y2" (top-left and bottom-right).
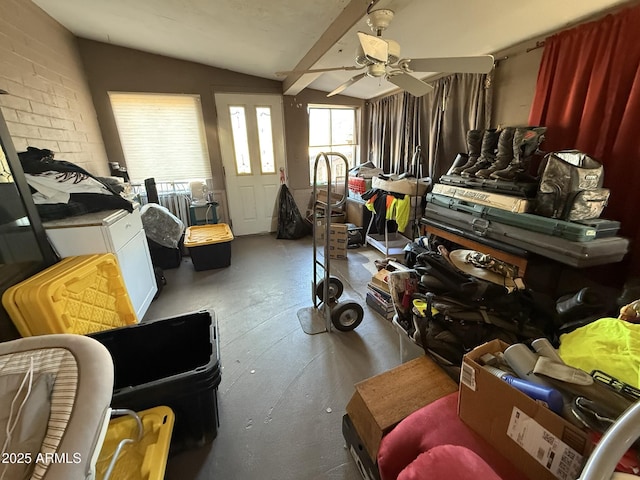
[{"x1": 215, "y1": 93, "x2": 286, "y2": 236}]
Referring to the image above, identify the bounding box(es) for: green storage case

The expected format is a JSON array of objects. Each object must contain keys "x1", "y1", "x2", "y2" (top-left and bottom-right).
[{"x1": 426, "y1": 193, "x2": 600, "y2": 242}]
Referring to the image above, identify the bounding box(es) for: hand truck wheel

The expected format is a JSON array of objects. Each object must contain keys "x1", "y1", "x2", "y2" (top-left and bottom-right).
[
  {"x1": 316, "y1": 276, "x2": 344, "y2": 302},
  {"x1": 331, "y1": 301, "x2": 364, "y2": 331}
]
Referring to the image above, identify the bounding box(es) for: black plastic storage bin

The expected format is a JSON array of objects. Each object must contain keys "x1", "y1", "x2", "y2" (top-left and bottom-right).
[
  {"x1": 184, "y1": 224, "x2": 234, "y2": 271},
  {"x1": 89, "y1": 310, "x2": 220, "y2": 454},
  {"x1": 146, "y1": 235, "x2": 183, "y2": 269}
]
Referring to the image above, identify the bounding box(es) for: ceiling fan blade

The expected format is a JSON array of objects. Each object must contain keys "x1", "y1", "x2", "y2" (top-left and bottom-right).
[
  {"x1": 327, "y1": 73, "x2": 368, "y2": 97},
  {"x1": 387, "y1": 73, "x2": 434, "y2": 97},
  {"x1": 275, "y1": 65, "x2": 364, "y2": 76},
  {"x1": 357, "y1": 32, "x2": 388, "y2": 63},
  {"x1": 400, "y1": 55, "x2": 495, "y2": 74}
]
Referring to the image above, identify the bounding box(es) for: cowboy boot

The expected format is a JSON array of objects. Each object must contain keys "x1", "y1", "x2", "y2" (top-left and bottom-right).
[
  {"x1": 461, "y1": 129, "x2": 500, "y2": 178},
  {"x1": 475, "y1": 127, "x2": 515, "y2": 179},
  {"x1": 449, "y1": 129, "x2": 483, "y2": 175},
  {"x1": 490, "y1": 127, "x2": 547, "y2": 181}
]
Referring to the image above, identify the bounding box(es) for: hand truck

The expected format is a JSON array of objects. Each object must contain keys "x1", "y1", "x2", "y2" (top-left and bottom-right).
[{"x1": 297, "y1": 152, "x2": 364, "y2": 334}]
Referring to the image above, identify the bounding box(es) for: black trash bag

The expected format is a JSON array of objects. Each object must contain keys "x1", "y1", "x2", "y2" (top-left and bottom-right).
[{"x1": 276, "y1": 184, "x2": 311, "y2": 239}]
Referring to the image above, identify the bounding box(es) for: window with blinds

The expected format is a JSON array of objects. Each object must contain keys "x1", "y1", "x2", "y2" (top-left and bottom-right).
[{"x1": 109, "y1": 92, "x2": 212, "y2": 183}]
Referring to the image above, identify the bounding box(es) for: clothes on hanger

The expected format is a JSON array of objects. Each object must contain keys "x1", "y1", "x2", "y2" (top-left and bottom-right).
[{"x1": 362, "y1": 188, "x2": 412, "y2": 232}]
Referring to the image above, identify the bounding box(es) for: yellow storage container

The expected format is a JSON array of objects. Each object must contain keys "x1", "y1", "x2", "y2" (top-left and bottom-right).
[
  {"x1": 96, "y1": 406, "x2": 174, "y2": 480},
  {"x1": 3, "y1": 256, "x2": 95, "y2": 336},
  {"x1": 184, "y1": 223, "x2": 234, "y2": 271},
  {"x1": 13, "y1": 255, "x2": 102, "y2": 335},
  {"x1": 2, "y1": 254, "x2": 137, "y2": 336}
]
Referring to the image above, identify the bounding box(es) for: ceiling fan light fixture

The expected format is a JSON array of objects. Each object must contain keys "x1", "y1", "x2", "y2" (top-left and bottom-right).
[{"x1": 367, "y1": 63, "x2": 387, "y2": 78}]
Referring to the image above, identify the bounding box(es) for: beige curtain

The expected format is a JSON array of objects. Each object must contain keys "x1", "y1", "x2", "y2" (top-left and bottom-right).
[
  {"x1": 367, "y1": 72, "x2": 491, "y2": 180},
  {"x1": 368, "y1": 92, "x2": 423, "y2": 174}
]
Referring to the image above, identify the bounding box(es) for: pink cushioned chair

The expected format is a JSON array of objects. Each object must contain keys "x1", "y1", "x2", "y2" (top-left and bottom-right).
[{"x1": 377, "y1": 392, "x2": 524, "y2": 480}]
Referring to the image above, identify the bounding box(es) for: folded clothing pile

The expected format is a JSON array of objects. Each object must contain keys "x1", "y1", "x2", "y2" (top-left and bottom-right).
[{"x1": 18, "y1": 147, "x2": 133, "y2": 221}]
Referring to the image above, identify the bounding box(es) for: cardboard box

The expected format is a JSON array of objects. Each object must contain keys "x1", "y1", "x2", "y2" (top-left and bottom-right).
[
  {"x1": 458, "y1": 340, "x2": 591, "y2": 480},
  {"x1": 315, "y1": 220, "x2": 345, "y2": 242},
  {"x1": 432, "y1": 183, "x2": 531, "y2": 213},
  {"x1": 372, "y1": 177, "x2": 430, "y2": 196},
  {"x1": 346, "y1": 356, "x2": 458, "y2": 462},
  {"x1": 346, "y1": 198, "x2": 367, "y2": 227},
  {"x1": 370, "y1": 268, "x2": 390, "y2": 293},
  {"x1": 328, "y1": 223, "x2": 347, "y2": 259}
]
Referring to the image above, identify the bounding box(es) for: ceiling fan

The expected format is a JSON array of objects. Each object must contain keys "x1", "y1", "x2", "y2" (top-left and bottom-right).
[{"x1": 277, "y1": 9, "x2": 495, "y2": 97}]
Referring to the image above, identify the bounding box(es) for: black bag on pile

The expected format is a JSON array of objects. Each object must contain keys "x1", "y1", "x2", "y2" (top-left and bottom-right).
[
  {"x1": 276, "y1": 184, "x2": 311, "y2": 239},
  {"x1": 18, "y1": 147, "x2": 133, "y2": 221},
  {"x1": 414, "y1": 250, "x2": 510, "y2": 302},
  {"x1": 400, "y1": 249, "x2": 556, "y2": 367},
  {"x1": 411, "y1": 293, "x2": 521, "y2": 366},
  {"x1": 535, "y1": 150, "x2": 610, "y2": 221}
]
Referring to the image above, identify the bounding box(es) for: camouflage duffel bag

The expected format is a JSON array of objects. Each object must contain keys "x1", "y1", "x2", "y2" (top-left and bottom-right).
[{"x1": 535, "y1": 150, "x2": 610, "y2": 221}]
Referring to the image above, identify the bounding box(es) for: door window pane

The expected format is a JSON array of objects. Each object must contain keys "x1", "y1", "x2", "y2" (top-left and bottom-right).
[
  {"x1": 256, "y1": 107, "x2": 275, "y2": 174},
  {"x1": 229, "y1": 106, "x2": 252, "y2": 175}
]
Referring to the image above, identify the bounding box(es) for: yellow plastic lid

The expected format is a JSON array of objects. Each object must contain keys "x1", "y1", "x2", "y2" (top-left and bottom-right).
[
  {"x1": 37, "y1": 254, "x2": 137, "y2": 335},
  {"x1": 3, "y1": 254, "x2": 137, "y2": 336},
  {"x1": 184, "y1": 223, "x2": 234, "y2": 247},
  {"x1": 96, "y1": 406, "x2": 175, "y2": 480},
  {"x1": 18, "y1": 255, "x2": 105, "y2": 335},
  {"x1": 2, "y1": 256, "x2": 97, "y2": 337}
]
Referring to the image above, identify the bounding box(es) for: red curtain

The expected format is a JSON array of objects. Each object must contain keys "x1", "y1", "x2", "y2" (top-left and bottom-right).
[{"x1": 529, "y1": 4, "x2": 640, "y2": 277}]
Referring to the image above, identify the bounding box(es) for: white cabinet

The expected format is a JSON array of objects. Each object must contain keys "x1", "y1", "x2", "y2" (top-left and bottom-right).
[{"x1": 43, "y1": 208, "x2": 157, "y2": 321}]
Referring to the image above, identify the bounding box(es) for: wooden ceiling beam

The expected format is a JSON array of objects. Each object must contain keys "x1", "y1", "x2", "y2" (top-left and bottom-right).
[{"x1": 283, "y1": 0, "x2": 371, "y2": 95}]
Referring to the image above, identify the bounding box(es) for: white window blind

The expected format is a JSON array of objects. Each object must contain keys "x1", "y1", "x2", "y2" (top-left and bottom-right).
[{"x1": 109, "y1": 92, "x2": 212, "y2": 183}]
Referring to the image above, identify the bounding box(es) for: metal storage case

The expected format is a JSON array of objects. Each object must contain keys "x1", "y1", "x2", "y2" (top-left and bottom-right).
[
  {"x1": 89, "y1": 310, "x2": 221, "y2": 454},
  {"x1": 421, "y1": 203, "x2": 629, "y2": 268},
  {"x1": 426, "y1": 192, "x2": 609, "y2": 242},
  {"x1": 184, "y1": 223, "x2": 234, "y2": 271}
]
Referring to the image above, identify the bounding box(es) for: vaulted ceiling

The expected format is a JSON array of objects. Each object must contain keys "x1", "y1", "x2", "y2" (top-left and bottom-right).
[{"x1": 33, "y1": 0, "x2": 633, "y2": 99}]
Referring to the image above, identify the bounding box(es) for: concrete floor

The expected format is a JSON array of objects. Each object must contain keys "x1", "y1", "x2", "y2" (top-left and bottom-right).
[{"x1": 143, "y1": 234, "x2": 406, "y2": 480}]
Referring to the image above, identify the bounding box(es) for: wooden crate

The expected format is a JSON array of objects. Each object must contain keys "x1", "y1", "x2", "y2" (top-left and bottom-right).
[{"x1": 345, "y1": 356, "x2": 457, "y2": 461}]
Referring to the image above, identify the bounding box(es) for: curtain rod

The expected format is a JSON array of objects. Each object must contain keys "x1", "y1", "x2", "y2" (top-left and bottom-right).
[
  {"x1": 495, "y1": 39, "x2": 546, "y2": 64},
  {"x1": 526, "y1": 41, "x2": 546, "y2": 53}
]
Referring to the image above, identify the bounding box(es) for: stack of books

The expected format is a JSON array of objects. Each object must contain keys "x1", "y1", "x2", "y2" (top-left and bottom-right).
[{"x1": 366, "y1": 269, "x2": 394, "y2": 321}]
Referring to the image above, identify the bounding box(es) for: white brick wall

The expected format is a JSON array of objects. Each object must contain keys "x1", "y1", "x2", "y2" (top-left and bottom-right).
[{"x1": 0, "y1": 0, "x2": 108, "y2": 176}]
